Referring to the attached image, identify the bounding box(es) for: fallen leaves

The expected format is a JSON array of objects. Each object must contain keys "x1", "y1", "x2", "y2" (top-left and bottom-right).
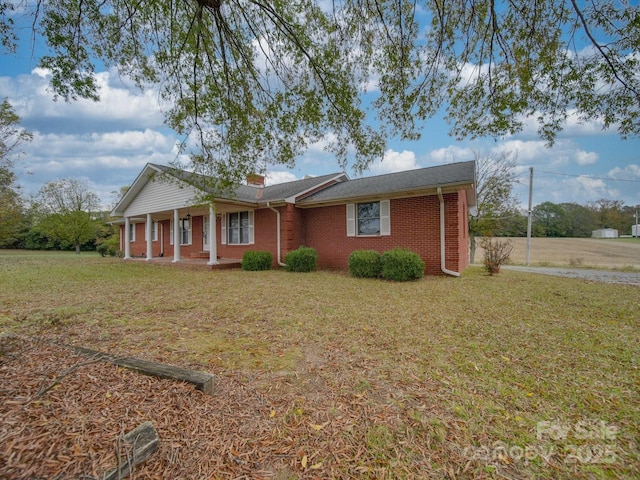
[{"x1": 0, "y1": 334, "x2": 457, "y2": 479}]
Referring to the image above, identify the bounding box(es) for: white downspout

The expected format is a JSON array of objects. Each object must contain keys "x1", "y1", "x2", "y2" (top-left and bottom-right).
[
  {"x1": 267, "y1": 202, "x2": 286, "y2": 267},
  {"x1": 437, "y1": 187, "x2": 460, "y2": 277}
]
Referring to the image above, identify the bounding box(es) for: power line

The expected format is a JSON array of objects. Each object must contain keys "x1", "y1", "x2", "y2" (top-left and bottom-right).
[{"x1": 537, "y1": 170, "x2": 640, "y2": 183}]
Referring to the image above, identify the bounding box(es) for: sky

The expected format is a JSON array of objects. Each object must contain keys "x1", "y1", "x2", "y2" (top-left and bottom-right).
[{"x1": 1, "y1": 22, "x2": 639, "y2": 213}]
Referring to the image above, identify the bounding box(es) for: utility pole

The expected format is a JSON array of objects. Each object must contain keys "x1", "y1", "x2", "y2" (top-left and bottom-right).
[{"x1": 526, "y1": 167, "x2": 533, "y2": 266}]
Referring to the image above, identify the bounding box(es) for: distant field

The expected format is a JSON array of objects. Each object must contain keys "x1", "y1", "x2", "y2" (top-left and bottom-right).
[{"x1": 474, "y1": 237, "x2": 640, "y2": 269}]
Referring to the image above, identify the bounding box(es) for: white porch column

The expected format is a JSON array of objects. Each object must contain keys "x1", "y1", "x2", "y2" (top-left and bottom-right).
[
  {"x1": 124, "y1": 217, "x2": 132, "y2": 259},
  {"x1": 146, "y1": 213, "x2": 153, "y2": 261},
  {"x1": 207, "y1": 206, "x2": 218, "y2": 265},
  {"x1": 173, "y1": 208, "x2": 181, "y2": 262}
]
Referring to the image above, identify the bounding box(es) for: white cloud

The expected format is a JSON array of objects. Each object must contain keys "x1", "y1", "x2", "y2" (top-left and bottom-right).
[
  {"x1": 608, "y1": 164, "x2": 640, "y2": 180},
  {"x1": 266, "y1": 171, "x2": 298, "y2": 185},
  {"x1": 16, "y1": 129, "x2": 179, "y2": 207},
  {"x1": 1, "y1": 68, "x2": 165, "y2": 132},
  {"x1": 426, "y1": 145, "x2": 476, "y2": 164},
  {"x1": 575, "y1": 150, "x2": 598, "y2": 166},
  {"x1": 575, "y1": 175, "x2": 619, "y2": 199},
  {"x1": 369, "y1": 149, "x2": 418, "y2": 174},
  {"x1": 492, "y1": 139, "x2": 599, "y2": 169}
]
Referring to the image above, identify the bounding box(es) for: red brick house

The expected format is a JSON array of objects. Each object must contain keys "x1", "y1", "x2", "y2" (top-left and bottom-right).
[{"x1": 110, "y1": 161, "x2": 476, "y2": 275}]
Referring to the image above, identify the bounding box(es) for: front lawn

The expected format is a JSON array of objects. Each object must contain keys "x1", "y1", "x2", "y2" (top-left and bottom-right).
[{"x1": 1, "y1": 251, "x2": 638, "y2": 478}]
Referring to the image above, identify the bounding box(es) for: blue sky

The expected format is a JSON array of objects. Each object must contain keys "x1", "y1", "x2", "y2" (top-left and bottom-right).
[{"x1": 1, "y1": 23, "x2": 639, "y2": 211}]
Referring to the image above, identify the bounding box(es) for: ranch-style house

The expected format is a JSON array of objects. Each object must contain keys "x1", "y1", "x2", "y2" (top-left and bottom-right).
[{"x1": 110, "y1": 160, "x2": 476, "y2": 275}]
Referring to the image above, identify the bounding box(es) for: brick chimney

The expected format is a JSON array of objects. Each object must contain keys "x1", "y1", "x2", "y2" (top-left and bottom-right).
[{"x1": 246, "y1": 173, "x2": 265, "y2": 187}]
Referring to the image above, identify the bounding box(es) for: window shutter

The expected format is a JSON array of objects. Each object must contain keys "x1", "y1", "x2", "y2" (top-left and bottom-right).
[
  {"x1": 187, "y1": 219, "x2": 192, "y2": 244},
  {"x1": 380, "y1": 200, "x2": 391, "y2": 236},
  {"x1": 169, "y1": 221, "x2": 173, "y2": 245},
  {"x1": 248, "y1": 210, "x2": 255, "y2": 244},
  {"x1": 221, "y1": 213, "x2": 227, "y2": 245},
  {"x1": 346, "y1": 204, "x2": 355, "y2": 237}
]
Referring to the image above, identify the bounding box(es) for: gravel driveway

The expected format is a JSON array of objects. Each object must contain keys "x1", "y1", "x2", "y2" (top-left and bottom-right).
[{"x1": 502, "y1": 265, "x2": 640, "y2": 286}]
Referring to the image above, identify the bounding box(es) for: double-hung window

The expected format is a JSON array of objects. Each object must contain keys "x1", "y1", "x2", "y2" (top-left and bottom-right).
[
  {"x1": 128, "y1": 223, "x2": 136, "y2": 242},
  {"x1": 221, "y1": 211, "x2": 254, "y2": 245},
  {"x1": 179, "y1": 218, "x2": 191, "y2": 245},
  {"x1": 346, "y1": 200, "x2": 390, "y2": 237},
  {"x1": 144, "y1": 221, "x2": 158, "y2": 242},
  {"x1": 169, "y1": 218, "x2": 192, "y2": 245}
]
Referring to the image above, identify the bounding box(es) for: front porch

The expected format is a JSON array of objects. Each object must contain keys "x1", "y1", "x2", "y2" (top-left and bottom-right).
[{"x1": 126, "y1": 255, "x2": 242, "y2": 270}]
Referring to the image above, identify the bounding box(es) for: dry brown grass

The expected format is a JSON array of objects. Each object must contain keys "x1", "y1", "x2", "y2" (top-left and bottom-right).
[
  {"x1": 1, "y1": 251, "x2": 639, "y2": 479},
  {"x1": 474, "y1": 237, "x2": 640, "y2": 269}
]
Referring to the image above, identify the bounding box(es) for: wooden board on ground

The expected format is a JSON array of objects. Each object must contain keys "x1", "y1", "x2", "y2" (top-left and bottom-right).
[
  {"x1": 103, "y1": 421, "x2": 159, "y2": 480},
  {"x1": 65, "y1": 344, "x2": 215, "y2": 395}
]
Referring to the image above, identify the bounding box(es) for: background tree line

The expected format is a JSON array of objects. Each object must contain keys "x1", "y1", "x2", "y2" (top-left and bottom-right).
[
  {"x1": 1, "y1": 99, "x2": 117, "y2": 253},
  {"x1": 497, "y1": 199, "x2": 639, "y2": 239}
]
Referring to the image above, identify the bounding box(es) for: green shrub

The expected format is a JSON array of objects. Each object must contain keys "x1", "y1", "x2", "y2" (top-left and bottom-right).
[
  {"x1": 96, "y1": 234, "x2": 121, "y2": 257},
  {"x1": 348, "y1": 250, "x2": 382, "y2": 278},
  {"x1": 241, "y1": 250, "x2": 273, "y2": 271},
  {"x1": 285, "y1": 246, "x2": 318, "y2": 272},
  {"x1": 381, "y1": 248, "x2": 425, "y2": 281}
]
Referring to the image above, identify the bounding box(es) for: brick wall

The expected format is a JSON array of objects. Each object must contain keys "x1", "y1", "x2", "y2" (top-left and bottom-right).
[
  {"x1": 302, "y1": 192, "x2": 469, "y2": 275},
  {"x1": 120, "y1": 191, "x2": 470, "y2": 274},
  {"x1": 216, "y1": 209, "x2": 277, "y2": 261}
]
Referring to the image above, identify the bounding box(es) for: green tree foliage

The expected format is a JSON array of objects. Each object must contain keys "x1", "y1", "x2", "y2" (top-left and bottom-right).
[
  {"x1": 491, "y1": 208, "x2": 528, "y2": 237},
  {"x1": 1, "y1": 2, "x2": 637, "y2": 180},
  {"x1": 468, "y1": 151, "x2": 518, "y2": 262},
  {"x1": 560, "y1": 203, "x2": 596, "y2": 237},
  {"x1": 0, "y1": 98, "x2": 32, "y2": 246},
  {"x1": 622, "y1": 205, "x2": 640, "y2": 235},
  {"x1": 531, "y1": 200, "x2": 628, "y2": 237},
  {"x1": 35, "y1": 178, "x2": 102, "y2": 253},
  {"x1": 533, "y1": 201, "x2": 570, "y2": 237},
  {"x1": 0, "y1": 164, "x2": 24, "y2": 246},
  {"x1": 588, "y1": 198, "x2": 627, "y2": 232}
]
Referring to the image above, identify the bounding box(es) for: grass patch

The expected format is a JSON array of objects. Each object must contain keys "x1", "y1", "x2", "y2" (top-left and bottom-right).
[{"x1": 1, "y1": 250, "x2": 638, "y2": 478}]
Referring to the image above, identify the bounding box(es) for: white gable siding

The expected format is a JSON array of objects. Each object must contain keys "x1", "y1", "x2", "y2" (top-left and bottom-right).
[{"x1": 124, "y1": 178, "x2": 200, "y2": 217}]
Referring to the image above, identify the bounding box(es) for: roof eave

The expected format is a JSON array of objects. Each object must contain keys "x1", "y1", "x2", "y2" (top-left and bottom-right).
[
  {"x1": 297, "y1": 181, "x2": 475, "y2": 208},
  {"x1": 283, "y1": 173, "x2": 349, "y2": 204}
]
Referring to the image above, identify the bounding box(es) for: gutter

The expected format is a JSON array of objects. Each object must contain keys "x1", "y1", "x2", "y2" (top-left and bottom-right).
[
  {"x1": 267, "y1": 202, "x2": 286, "y2": 267},
  {"x1": 437, "y1": 187, "x2": 460, "y2": 277}
]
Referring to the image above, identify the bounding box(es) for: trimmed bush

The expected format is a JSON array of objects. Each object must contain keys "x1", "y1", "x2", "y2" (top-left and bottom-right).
[
  {"x1": 348, "y1": 250, "x2": 382, "y2": 278},
  {"x1": 381, "y1": 248, "x2": 425, "y2": 281},
  {"x1": 241, "y1": 250, "x2": 273, "y2": 271},
  {"x1": 284, "y1": 246, "x2": 318, "y2": 272}
]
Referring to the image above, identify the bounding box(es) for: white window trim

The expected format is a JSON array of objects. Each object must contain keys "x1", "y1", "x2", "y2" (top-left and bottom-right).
[
  {"x1": 144, "y1": 221, "x2": 159, "y2": 242},
  {"x1": 129, "y1": 223, "x2": 136, "y2": 242},
  {"x1": 346, "y1": 200, "x2": 390, "y2": 237},
  {"x1": 169, "y1": 219, "x2": 192, "y2": 246},
  {"x1": 222, "y1": 210, "x2": 254, "y2": 245}
]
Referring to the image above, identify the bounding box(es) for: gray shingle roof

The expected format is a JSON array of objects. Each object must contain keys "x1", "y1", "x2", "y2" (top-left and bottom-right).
[
  {"x1": 249, "y1": 172, "x2": 346, "y2": 203},
  {"x1": 149, "y1": 160, "x2": 475, "y2": 206},
  {"x1": 151, "y1": 164, "x2": 345, "y2": 204},
  {"x1": 298, "y1": 161, "x2": 476, "y2": 204}
]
